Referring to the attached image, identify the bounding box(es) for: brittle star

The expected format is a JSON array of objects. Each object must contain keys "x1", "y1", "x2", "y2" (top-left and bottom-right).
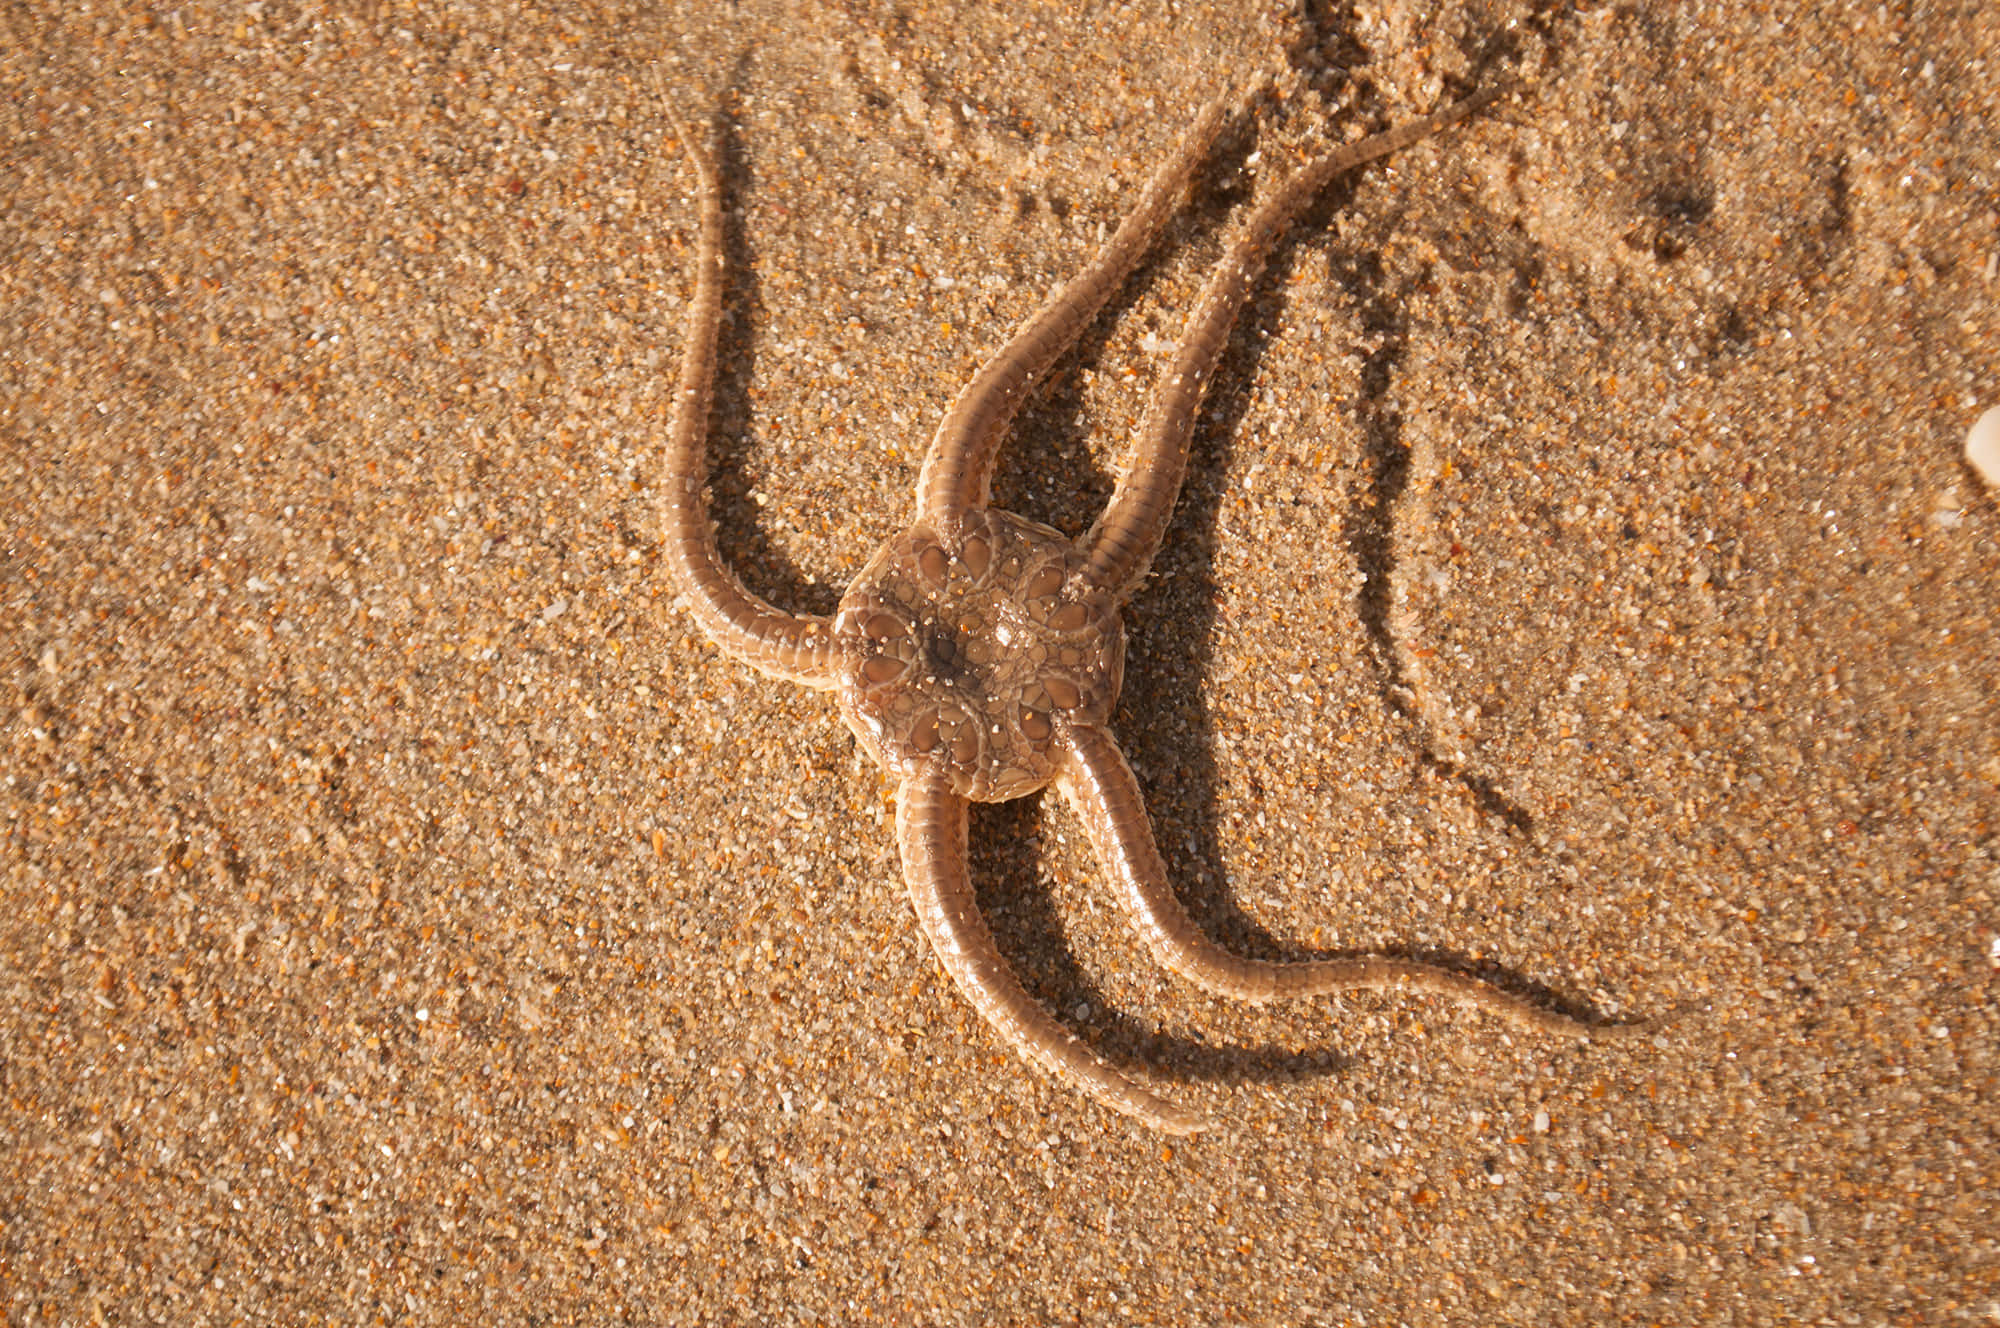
[{"x1": 659, "y1": 77, "x2": 1643, "y2": 1134}]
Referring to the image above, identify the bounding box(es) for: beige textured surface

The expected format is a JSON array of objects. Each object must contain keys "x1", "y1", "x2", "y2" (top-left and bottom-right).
[{"x1": 4, "y1": 1, "x2": 1996, "y2": 1322}]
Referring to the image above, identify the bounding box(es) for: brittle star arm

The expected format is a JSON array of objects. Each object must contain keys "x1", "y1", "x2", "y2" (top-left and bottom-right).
[
  {"x1": 914, "y1": 94, "x2": 1236, "y2": 533},
  {"x1": 1082, "y1": 85, "x2": 1509, "y2": 599},
  {"x1": 895, "y1": 768, "x2": 1211, "y2": 1135},
  {"x1": 661, "y1": 107, "x2": 840, "y2": 689},
  {"x1": 1056, "y1": 722, "x2": 1647, "y2": 1038}
]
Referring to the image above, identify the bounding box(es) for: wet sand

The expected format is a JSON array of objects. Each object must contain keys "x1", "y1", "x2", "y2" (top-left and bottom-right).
[{"x1": 4, "y1": 1, "x2": 1996, "y2": 1321}]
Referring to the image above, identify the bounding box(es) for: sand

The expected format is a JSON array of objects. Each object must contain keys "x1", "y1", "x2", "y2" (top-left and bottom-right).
[{"x1": 4, "y1": 0, "x2": 1996, "y2": 1322}]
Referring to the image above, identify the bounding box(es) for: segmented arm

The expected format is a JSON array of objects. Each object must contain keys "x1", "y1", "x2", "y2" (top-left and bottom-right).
[
  {"x1": 1082, "y1": 85, "x2": 1509, "y2": 600},
  {"x1": 661, "y1": 105, "x2": 840, "y2": 689},
  {"x1": 915, "y1": 95, "x2": 1234, "y2": 533},
  {"x1": 1056, "y1": 722, "x2": 1642, "y2": 1037},
  {"x1": 895, "y1": 769, "x2": 1210, "y2": 1135}
]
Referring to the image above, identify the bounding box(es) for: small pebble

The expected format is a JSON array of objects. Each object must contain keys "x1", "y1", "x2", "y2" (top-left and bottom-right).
[{"x1": 1968, "y1": 406, "x2": 2000, "y2": 489}]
